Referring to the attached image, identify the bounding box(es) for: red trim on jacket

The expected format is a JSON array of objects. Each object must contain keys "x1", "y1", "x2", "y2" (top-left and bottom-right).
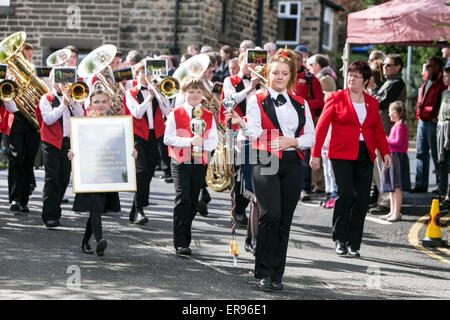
[
  {"x1": 312, "y1": 88, "x2": 390, "y2": 163},
  {"x1": 294, "y1": 71, "x2": 324, "y2": 121},
  {"x1": 167, "y1": 106, "x2": 213, "y2": 166},
  {"x1": 252, "y1": 90, "x2": 306, "y2": 160},
  {"x1": 123, "y1": 86, "x2": 166, "y2": 140}
]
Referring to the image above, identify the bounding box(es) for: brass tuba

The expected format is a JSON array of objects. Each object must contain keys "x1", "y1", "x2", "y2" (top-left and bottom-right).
[
  {"x1": 0, "y1": 32, "x2": 50, "y2": 132},
  {"x1": 0, "y1": 79, "x2": 19, "y2": 102},
  {"x1": 78, "y1": 44, "x2": 124, "y2": 115}
]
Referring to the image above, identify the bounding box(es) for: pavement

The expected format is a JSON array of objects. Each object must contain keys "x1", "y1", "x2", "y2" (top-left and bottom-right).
[{"x1": 0, "y1": 147, "x2": 449, "y2": 302}]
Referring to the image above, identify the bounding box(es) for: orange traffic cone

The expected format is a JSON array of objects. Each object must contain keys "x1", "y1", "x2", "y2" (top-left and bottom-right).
[{"x1": 421, "y1": 199, "x2": 448, "y2": 247}]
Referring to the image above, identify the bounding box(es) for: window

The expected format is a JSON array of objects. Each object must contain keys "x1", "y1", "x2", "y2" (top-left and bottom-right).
[
  {"x1": 276, "y1": 1, "x2": 301, "y2": 46},
  {"x1": 322, "y1": 6, "x2": 334, "y2": 51}
]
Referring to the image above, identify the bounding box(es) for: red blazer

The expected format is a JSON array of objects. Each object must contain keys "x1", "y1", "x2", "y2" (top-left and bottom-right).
[{"x1": 312, "y1": 88, "x2": 390, "y2": 163}]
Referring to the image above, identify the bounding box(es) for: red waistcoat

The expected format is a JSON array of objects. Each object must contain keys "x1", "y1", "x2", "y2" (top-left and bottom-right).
[
  {"x1": 219, "y1": 75, "x2": 247, "y2": 130},
  {"x1": 252, "y1": 90, "x2": 306, "y2": 160},
  {"x1": 37, "y1": 93, "x2": 65, "y2": 149},
  {"x1": 123, "y1": 86, "x2": 165, "y2": 140},
  {"x1": 167, "y1": 106, "x2": 213, "y2": 166}
]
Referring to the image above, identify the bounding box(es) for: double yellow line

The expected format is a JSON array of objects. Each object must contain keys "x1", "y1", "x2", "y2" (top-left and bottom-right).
[{"x1": 408, "y1": 213, "x2": 450, "y2": 265}]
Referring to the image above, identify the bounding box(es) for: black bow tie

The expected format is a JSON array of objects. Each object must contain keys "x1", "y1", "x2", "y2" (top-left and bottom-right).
[
  {"x1": 273, "y1": 94, "x2": 287, "y2": 107},
  {"x1": 242, "y1": 75, "x2": 251, "y2": 81},
  {"x1": 141, "y1": 86, "x2": 148, "y2": 91},
  {"x1": 56, "y1": 92, "x2": 63, "y2": 97}
]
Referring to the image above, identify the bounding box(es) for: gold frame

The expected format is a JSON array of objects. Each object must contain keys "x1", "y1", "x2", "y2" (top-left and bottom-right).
[{"x1": 69, "y1": 115, "x2": 136, "y2": 193}]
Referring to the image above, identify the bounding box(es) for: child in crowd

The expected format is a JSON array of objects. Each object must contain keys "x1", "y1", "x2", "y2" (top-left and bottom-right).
[{"x1": 380, "y1": 101, "x2": 411, "y2": 222}]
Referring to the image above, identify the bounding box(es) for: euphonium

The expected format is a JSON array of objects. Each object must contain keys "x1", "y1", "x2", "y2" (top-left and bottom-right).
[
  {"x1": 0, "y1": 32, "x2": 50, "y2": 132},
  {"x1": 78, "y1": 44, "x2": 125, "y2": 115}
]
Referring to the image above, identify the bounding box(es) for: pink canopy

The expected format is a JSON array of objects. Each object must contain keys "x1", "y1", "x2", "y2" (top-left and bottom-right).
[{"x1": 346, "y1": 0, "x2": 450, "y2": 46}]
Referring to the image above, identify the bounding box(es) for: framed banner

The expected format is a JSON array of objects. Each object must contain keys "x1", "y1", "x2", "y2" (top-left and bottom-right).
[{"x1": 69, "y1": 116, "x2": 136, "y2": 193}]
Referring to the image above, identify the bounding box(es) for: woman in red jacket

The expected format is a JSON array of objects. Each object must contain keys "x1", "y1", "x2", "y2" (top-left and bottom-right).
[
  {"x1": 310, "y1": 61, "x2": 391, "y2": 258},
  {"x1": 225, "y1": 49, "x2": 315, "y2": 291}
]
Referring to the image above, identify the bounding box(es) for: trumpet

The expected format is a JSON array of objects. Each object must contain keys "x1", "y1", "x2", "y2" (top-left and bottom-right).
[
  {"x1": 0, "y1": 79, "x2": 19, "y2": 102},
  {"x1": 150, "y1": 70, "x2": 180, "y2": 99},
  {"x1": 58, "y1": 81, "x2": 89, "y2": 111}
]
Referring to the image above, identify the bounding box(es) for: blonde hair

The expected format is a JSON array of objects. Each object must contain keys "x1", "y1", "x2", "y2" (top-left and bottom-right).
[
  {"x1": 181, "y1": 76, "x2": 205, "y2": 93},
  {"x1": 89, "y1": 89, "x2": 111, "y2": 105},
  {"x1": 265, "y1": 48, "x2": 297, "y2": 92}
]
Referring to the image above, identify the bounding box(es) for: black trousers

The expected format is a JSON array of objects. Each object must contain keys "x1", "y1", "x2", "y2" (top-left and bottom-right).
[
  {"x1": 331, "y1": 142, "x2": 374, "y2": 250},
  {"x1": 83, "y1": 211, "x2": 103, "y2": 244},
  {"x1": 157, "y1": 134, "x2": 171, "y2": 175},
  {"x1": 7, "y1": 113, "x2": 40, "y2": 205},
  {"x1": 41, "y1": 138, "x2": 71, "y2": 222},
  {"x1": 252, "y1": 151, "x2": 304, "y2": 283},
  {"x1": 171, "y1": 159, "x2": 207, "y2": 249},
  {"x1": 131, "y1": 131, "x2": 158, "y2": 216}
]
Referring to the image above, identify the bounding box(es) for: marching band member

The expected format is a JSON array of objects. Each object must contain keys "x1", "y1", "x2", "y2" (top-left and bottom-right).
[
  {"x1": 3, "y1": 97, "x2": 40, "y2": 214},
  {"x1": 69, "y1": 88, "x2": 137, "y2": 256},
  {"x1": 225, "y1": 49, "x2": 315, "y2": 291},
  {"x1": 219, "y1": 52, "x2": 259, "y2": 227},
  {"x1": 37, "y1": 71, "x2": 85, "y2": 228},
  {"x1": 164, "y1": 76, "x2": 218, "y2": 255},
  {"x1": 63, "y1": 45, "x2": 79, "y2": 67},
  {"x1": 123, "y1": 61, "x2": 171, "y2": 225}
]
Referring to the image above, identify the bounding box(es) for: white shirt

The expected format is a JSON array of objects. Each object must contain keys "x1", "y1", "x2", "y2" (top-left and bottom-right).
[
  {"x1": 223, "y1": 71, "x2": 253, "y2": 106},
  {"x1": 164, "y1": 103, "x2": 218, "y2": 152},
  {"x1": 4, "y1": 100, "x2": 19, "y2": 113},
  {"x1": 352, "y1": 101, "x2": 366, "y2": 141},
  {"x1": 39, "y1": 89, "x2": 85, "y2": 137},
  {"x1": 241, "y1": 88, "x2": 315, "y2": 151},
  {"x1": 125, "y1": 83, "x2": 171, "y2": 129}
]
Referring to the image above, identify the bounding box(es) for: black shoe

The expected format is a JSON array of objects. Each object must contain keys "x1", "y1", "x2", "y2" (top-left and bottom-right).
[
  {"x1": 244, "y1": 243, "x2": 255, "y2": 255},
  {"x1": 61, "y1": 197, "x2": 69, "y2": 203},
  {"x1": 347, "y1": 245, "x2": 360, "y2": 257},
  {"x1": 134, "y1": 210, "x2": 148, "y2": 225},
  {"x1": 272, "y1": 281, "x2": 284, "y2": 290},
  {"x1": 410, "y1": 187, "x2": 427, "y2": 193},
  {"x1": 232, "y1": 212, "x2": 248, "y2": 227},
  {"x1": 45, "y1": 220, "x2": 60, "y2": 228},
  {"x1": 81, "y1": 242, "x2": 94, "y2": 254},
  {"x1": 197, "y1": 199, "x2": 208, "y2": 216},
  {"x1": 335, "y1": 241, "x2": 347, "y2": 255},
  {"x1": 19, "y1": 204, "x2": 30, "y2": 213},
  {"x1": 10, "y1": 201, "x2": 20, "y2": 212},
  {"x1": 176, "y1": 247, "x2": 191, "y2": 256},
  {"x1": 369, "y1": 205, "x2": 389, "y2": 214},
  {"x1": 164, "y1": 177, "x2": 173, "y2": 183},
  {"x1": 258, "y1": 278, "x2": 273, "y2": 291},
  {"x1": 432, "y1": 187, "x2": 440, "y2": 195},
  {"x1": 96, "y1": 239, "x2": 108, "y2": 256}
]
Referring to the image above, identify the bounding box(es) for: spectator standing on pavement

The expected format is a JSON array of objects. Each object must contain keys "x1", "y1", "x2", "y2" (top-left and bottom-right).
[
  {"x1": 307, "y1": 54, "x2": 337, "y2": 99},
  {"x1": 412, "y1": 56, "x2": 446, "y2": 193},
  {"x1": 368, "y1": 50, "x2": 385, "y2": 67},
  {"x1": 310, "y1": 61, "x2": 391, "y2": 258},
  {"x1": 239, "y1": 40, "x2": 255, "y2": 54},
  {"x1": 370, "y1": 54, "x2": 407, "y2": 215},
  {"x1": 436, "y1": 63, "x2": 450, "y2": 206},
  {"x1": 379, "y1": 101, "x2": 411, "y2": 222}
]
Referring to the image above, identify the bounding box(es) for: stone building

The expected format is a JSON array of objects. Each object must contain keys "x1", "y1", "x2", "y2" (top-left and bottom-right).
[{"x1": 0, "y1": 0, "x2": 344, "y2": 65}]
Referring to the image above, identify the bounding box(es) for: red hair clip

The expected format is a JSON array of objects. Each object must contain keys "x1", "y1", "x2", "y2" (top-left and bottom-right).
[{"x1": 279, "y1": 52, "x2": 289, "y2": 58}]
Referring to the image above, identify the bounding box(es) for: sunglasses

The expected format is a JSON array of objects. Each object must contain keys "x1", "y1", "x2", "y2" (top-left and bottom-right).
[{"x1": 382, "y1": 63, "x2": 396, "y2": 67}]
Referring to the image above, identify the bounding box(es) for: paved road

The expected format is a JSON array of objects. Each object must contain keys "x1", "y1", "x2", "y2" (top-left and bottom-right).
[{"x1": 0, "y1": 150, "x2": 449, "y2": 301}]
